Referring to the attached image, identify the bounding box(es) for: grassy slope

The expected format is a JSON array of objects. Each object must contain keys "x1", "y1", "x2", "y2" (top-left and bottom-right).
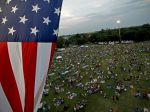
[{"x1": 41, "y1": 42, "x2": 150, "y2": 112}]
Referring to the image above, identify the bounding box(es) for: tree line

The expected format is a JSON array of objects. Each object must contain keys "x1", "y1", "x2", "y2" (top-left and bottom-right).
[{"x1": 57, "y1": 24, "x2": 150, "y2": 48}]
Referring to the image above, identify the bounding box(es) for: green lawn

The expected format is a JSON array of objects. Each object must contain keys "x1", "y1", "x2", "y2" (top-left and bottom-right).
[{"x1": 40, "y1": 42, "x2": 150, "y2": 112}]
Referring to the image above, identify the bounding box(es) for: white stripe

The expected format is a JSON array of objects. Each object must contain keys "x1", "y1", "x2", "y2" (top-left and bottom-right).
[
  {"x1": 34, "y1": 43, "x2": 52, "y2": 112},
  {"x1": 34, "y1": 76, "x2": 47, "y2": 112},
  {"x1": 7, "y1": 42, "x2": 25, "y2": 111},
  {"x1": 0, "y1": 84, "x2": 13, "y2": 112}
]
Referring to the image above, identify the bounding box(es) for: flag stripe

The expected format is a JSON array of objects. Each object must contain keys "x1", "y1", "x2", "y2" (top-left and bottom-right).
[
  {"x1": 8, "y1": 42, "x2": 25, "y2": 111},
  {"x1": 34, "y1": 43, "x2": 52, "y2": 111},
  {"x1": 49, "y1": 43, "x2": 56, "y2": 66},
  {"x1": 0, "y1": 84, "x2": 13, "y2": 112},
  {"x1": 34, "y1": 43, "x2": 52, "y2": 98},
  {"x1": 49, "y1": 43, "x2": 56, "y2": 68},
  {"x1": 34, "y1": 42, "x2": 56, "y2": 112},
  {"x1": 22, "y1": 42, "x2": 37, "y2": 112},
  {"x1": 0, "y1": 42, "x2": 23, "y2": 112},
  {"x1": 34, "y1": 75, "x2": 47, "y2": 112}
]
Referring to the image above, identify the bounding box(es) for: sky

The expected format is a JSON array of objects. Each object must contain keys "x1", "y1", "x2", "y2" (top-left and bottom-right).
[{"x1": 58, "y1": 0, "x2": 150, "y2": 35}]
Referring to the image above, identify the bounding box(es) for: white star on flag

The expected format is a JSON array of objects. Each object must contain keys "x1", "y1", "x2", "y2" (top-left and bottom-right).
[
  {"x1": 19, "y1": 15, "x2": 28, "y2": 24},
  {"x1": 2, "y1": 17, "x2": 8, "y2": 24},
  {"x1": 44, "y1": 0, "x2": 50, "y2": 4},
  {"x1": 6, "y1": 0, "x2": 12, "y2": 4},
  {"x1": 43, "y1": 16, "x2": 51, "y2": 25},
  {"x1": 54, "y1": 8, "x2": 61, "y2": 16},
  {"x1": 0, "y1": 7, "x2": 2, "y2": 12},
  {"x1": 8, "y1": 26, "x2": 16, "y2": 36},
  {"x1": 11, "y1": 6, "x2": 18, "y2": 13},
  {"x1": 53, "y1": 29, "x2": 59, "y2": 36},
  {"x1": 31, "y1": 26, "x2": 39, "y2": 36},
  {"x1": 32, "y1": 4, "x2": 41, "y2": 13}
]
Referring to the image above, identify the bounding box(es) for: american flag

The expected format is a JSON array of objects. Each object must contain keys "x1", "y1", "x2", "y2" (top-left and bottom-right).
[{"x1": 0, "y1": 0, "x2": 63, "y2": 112}]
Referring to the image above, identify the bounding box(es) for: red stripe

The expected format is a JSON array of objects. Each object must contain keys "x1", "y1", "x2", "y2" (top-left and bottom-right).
[
  {"x1": 0, "y1": 42, "x2": 23, "y2": 112},
  {"x1": 49, "y1": 43, "x2": 56, "y2": 67},
  {"x1": 22, "y1": 42, "x2": 37, "y2": 112}
]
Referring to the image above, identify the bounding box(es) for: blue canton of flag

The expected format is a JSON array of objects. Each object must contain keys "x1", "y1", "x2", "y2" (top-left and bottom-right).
[{"x1": 0, "y1": 0, "x2": 63, "y2": 42}]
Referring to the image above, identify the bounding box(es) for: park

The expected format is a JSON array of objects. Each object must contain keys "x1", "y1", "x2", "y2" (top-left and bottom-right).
[{"x1": 39, "y1": 41, "x2": 150, "y2": 112}]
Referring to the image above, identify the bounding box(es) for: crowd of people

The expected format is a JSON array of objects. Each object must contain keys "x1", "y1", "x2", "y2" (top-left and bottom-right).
[{"x1": 38, "y1": 42, "x2": 150, "y2": 112}]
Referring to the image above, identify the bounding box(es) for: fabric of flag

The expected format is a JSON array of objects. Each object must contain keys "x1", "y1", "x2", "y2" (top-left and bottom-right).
[{"x1": 0, "y1": 0, "x2": 63, "y2": 112}]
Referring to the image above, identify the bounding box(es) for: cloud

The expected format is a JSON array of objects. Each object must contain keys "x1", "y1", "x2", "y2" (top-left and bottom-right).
[{"x1": 59, "y1": 0, "x2": 150, "y2": 35}]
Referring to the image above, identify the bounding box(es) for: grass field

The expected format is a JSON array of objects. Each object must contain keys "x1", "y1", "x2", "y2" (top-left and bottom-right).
[{"x1": 40, "y1": 42, "x2": 150, "y2": 112}]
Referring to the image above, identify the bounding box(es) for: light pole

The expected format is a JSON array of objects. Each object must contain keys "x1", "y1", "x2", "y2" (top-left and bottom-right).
[{"x1": 116, "y1": 20, "x2": 121, "y2": 43}]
